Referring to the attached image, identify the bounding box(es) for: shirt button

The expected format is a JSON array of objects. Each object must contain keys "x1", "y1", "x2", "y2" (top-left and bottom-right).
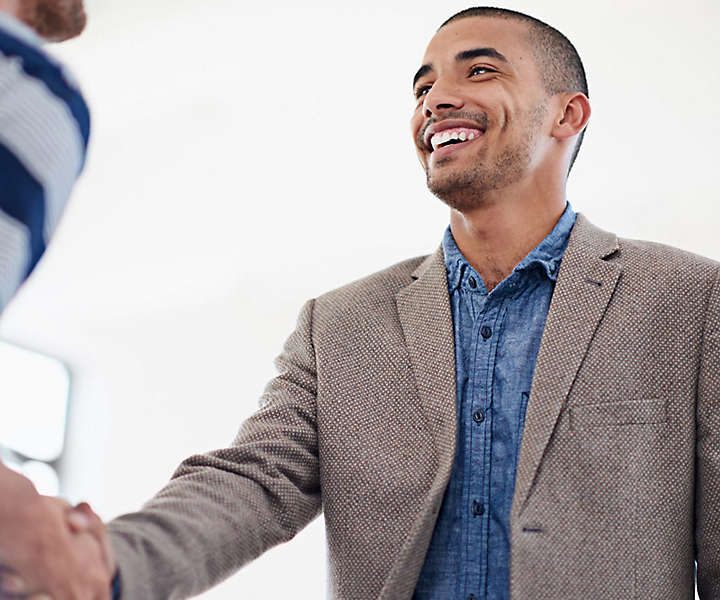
[
  {"x1": 472, "y1": 499, "x2": 484, "y2": 516},
  {"x1": 481, "y1": 325, "x2": 492, "y2": 339},
  {"x1": 468, "y1": 596, "x2": 477, "y2": 600},
  {"x1": 468, "y1": 276, "x2": 477, "y2": 289},
  {"x1": 473, "y1": 409, "x2": 485, "y2": 423}
]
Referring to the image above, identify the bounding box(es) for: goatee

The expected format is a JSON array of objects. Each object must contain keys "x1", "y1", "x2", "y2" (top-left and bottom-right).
[
  {"x1": 427, "y1": 145, "x2": 531, "y2": 212},
  {"x1": 425, "y1": 103, "x2": 546, "y2": 213}
]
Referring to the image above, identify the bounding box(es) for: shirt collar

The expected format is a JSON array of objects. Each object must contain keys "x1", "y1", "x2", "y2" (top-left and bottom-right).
[
  {"x1": 0, "y1": 12, "x2": 45, "y2": 47},
  {"x1": 442, "y1": 202, "x2": 577, "y2": 293},
  {"x1": 442, "y1": 227, "x2": 471, "y2": 293}
]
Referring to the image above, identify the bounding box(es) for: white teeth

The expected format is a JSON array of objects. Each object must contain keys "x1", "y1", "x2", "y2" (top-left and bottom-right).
[{"x1": 430, "y1": 129, "x2": 480, "y2": 150}]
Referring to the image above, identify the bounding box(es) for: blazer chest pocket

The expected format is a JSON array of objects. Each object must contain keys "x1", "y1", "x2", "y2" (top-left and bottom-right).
[{"x1": 570, "y1": 398, "x2": 667, "y2": 429}]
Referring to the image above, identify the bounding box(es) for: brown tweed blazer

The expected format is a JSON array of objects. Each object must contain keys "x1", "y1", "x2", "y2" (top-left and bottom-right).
[{"x1": 108, "y1": 213, "x2": 720, "y2": 599}]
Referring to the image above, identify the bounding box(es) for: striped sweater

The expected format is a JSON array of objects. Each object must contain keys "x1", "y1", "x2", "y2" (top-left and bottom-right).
[{"x1": 0, "y1": 12, "x2": 90, "y2": 311}]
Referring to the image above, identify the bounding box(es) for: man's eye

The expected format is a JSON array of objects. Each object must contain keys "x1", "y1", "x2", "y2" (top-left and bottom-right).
[
  {"x1": 470, "y1": 66, "x2": 495, "y2": 76},
  {"x1": 414, "y1": 85, "x2": 431, "y2": 99}
]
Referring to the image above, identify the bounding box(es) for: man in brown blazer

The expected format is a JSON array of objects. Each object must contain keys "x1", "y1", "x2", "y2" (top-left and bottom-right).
[{"x1": 4, "y1": 6, "x2": 719, "y2": 600}]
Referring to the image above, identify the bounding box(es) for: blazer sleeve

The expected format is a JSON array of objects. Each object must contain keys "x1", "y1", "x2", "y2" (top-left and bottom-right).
[
  {"x1": 695, "y1": 266, "x2": 720, "y2": 598},
  {"x1": 107, "y1": 299, "x2": 322, "y2": 599}
]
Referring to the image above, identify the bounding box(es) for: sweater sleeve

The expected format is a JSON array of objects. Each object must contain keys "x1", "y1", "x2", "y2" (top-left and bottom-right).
[{"x1": 0, "y1": 14, "x2": 90, "y2": 311}]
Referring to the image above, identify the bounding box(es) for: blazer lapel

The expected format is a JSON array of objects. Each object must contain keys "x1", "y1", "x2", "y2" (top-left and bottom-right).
[
  {"x1": 380, "y1": 247, "x2": 458, "y2": 599},
  {"x1": 512, "y1": 213, "x2": 623, "y2": 517},
  {"x1": 395, "y1": 246, "x2": 458, "y2": 475}
]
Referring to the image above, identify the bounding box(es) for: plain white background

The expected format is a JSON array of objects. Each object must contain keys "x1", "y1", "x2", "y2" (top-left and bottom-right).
[{"x1": 1, "y1": 0, "x2": 718, "y2": 597}]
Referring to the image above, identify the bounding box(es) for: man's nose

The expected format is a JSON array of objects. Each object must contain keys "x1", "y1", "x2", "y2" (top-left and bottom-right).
[{"x1": 423, "y1": 81, "x2": 464, "y2": 118}]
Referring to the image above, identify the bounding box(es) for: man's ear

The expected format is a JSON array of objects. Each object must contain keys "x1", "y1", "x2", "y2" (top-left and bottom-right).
[{"x1": 552, "y1": 92, "x2": 591, "y2": 141}]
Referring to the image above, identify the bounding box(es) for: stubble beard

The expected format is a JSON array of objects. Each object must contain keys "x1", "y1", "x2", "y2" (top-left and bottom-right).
[
  {"x1": 19, "y1": 0, "x2": 86, "y2": 41},
  {"x1": 425, "y1": 103, "x2": 547, "y2": 213}
]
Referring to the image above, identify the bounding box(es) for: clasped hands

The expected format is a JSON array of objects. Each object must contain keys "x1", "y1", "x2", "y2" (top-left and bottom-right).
[{"x1": 0, "y1": 465, "x2": 115, "y2": 600}]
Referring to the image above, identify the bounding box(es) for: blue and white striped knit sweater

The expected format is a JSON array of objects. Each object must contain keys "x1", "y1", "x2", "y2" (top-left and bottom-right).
[{"x1": 0, "y1": 12, "x2": 90, "y2": 311}]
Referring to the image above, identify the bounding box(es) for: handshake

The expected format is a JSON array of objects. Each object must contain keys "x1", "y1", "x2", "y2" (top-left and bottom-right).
[{"x1": 0, "y1": 464, "x2": 115, "y2": 600}]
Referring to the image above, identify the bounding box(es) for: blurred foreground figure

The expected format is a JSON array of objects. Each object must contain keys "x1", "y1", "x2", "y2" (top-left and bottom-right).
[
  {"x1": 0, "y1": 0, "x2": 88, "y2": 310},
  {"x1": 0, "y1": 1, "x2": 113, "y2": 599},
  {"x1": 7, "y1": 6, "x2": 720, "y2": 600}
]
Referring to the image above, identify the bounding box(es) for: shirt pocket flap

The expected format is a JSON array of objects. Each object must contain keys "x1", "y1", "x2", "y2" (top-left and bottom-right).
[{"x1": 570, "y1": 398, "x2": 667, "y2": 429}]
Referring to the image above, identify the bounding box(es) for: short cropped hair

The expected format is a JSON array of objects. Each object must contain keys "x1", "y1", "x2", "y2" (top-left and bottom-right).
[{"x1": 441, "y1": 7, "x2": 589, "y2": 173}]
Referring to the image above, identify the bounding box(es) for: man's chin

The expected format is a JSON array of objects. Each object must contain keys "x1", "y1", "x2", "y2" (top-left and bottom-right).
[
  {"x1": 49, "y1": 13, "x2": 86, "y2": 42},
  {"x1": 426, "y1": 161, "x2": 513, "y2": 213},
  {"x1": 426, "y1": 171, "x2": 485, "y2": 213},
  {"x1": 23, "y1": 0, "x2": 87, "y2": 42},
  {"x1": 427, "y1": 164, "x2": 477, "y2": 195}
]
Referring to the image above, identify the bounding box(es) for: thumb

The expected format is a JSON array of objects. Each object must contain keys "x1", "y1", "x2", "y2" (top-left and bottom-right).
[{"x1": 72, "y1": 502, "x2": 116, "y2": 574}]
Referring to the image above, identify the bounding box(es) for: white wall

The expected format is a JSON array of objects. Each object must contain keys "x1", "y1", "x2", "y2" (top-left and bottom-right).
[{"x1": 1, "y1": 0, "x2": 718, "y2": 597}]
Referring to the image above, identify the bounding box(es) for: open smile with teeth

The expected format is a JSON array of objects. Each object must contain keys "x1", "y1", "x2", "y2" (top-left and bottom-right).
[{"x1": 430, "y1": 128, "x2": 482, "y2": 152}]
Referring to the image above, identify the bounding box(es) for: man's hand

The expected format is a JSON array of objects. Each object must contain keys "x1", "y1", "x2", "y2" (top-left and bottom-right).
[
  {"x1": 0, "y1": 465, "x2": 114, "y2": 599},
  {"x1": 68, "y1": 502, "x2": 117, "y2": 583}
]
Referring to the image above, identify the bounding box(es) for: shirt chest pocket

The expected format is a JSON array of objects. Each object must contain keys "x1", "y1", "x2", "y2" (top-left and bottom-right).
[{"x1": 569, "y1": 398, "x2": 667, "y2": 430}]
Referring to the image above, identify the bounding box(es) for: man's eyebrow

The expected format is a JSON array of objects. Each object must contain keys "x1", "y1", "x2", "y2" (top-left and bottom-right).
[
  {"x1": 455, "y1": 47, "x2": 508, "y2": 63},
  {"x1": 412, "y1": 47, "x2": 509, "y2": 89},
  {"x1": 412, "y1": 64, "x2": 433, "y2": 89}
]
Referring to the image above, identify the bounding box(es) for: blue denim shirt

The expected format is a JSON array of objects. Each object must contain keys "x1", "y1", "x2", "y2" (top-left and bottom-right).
[{"x1": 413, "y1": 204, "x2": 576, "y2": 600}]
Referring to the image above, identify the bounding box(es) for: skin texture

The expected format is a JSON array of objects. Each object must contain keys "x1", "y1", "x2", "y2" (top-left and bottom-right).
[
  {"x1": 411, "y1": 16, "x2": 590, "y2": 290},
  {"x1": 0, "y1": 464, "x2": 113, "y2": 600}
]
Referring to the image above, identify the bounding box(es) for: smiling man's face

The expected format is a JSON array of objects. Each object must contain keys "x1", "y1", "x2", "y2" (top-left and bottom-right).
[{"x1": 411, "y1": 16, "x2": 553, "y2": 211}]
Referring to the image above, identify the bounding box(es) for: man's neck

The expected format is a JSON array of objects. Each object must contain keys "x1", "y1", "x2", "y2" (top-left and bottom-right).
[
  {"x1": 0, "y1": 1, "x2": 19, "y2": 19},
  {"x1": 449, "y1": 190, "x2": 567, "y2": 292}
]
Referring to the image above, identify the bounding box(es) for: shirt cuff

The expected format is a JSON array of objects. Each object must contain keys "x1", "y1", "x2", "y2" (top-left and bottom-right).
[{"x1": 111, "y1": 570, "x2": 121, "y2": 600}]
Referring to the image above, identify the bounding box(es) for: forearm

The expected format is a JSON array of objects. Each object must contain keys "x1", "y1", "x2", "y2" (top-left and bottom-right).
[{"x1": 109, "y1": 451, "x2": 321, "y2": 599}]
